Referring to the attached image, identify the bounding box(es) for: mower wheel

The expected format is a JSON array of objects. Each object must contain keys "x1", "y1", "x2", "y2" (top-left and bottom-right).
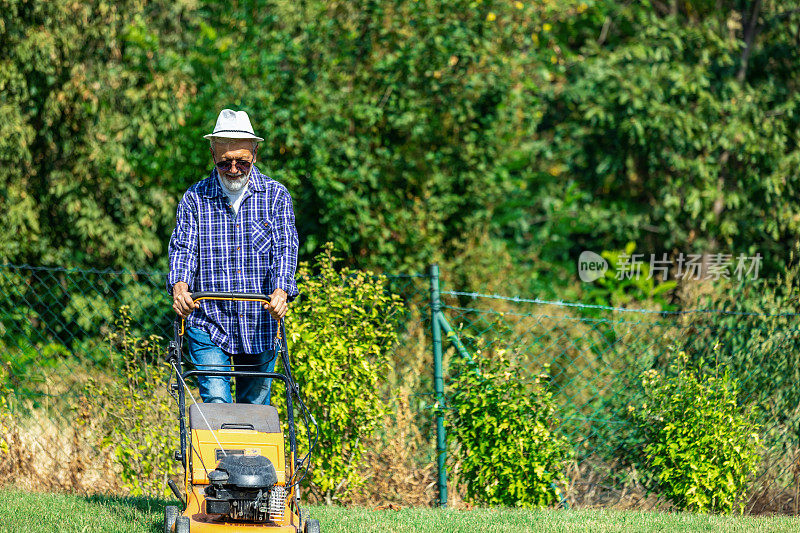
[
  {"x1": 164, "y1": 506, "x2": 178, "y2": 533},
  {"x1": 304, "y1": 518, "x2": 321, "y2": 533},
  {"x1": 175, "y1": 516, "x2": 190, "y2": 533}
]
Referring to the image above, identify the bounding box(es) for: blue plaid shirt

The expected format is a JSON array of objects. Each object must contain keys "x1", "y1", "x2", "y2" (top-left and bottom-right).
[{"x1": 167, "y1": 166, "x2": 299, "y2": 354}]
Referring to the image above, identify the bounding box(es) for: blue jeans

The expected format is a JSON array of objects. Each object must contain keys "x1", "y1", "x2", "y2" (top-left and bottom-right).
[{"x1": 185, "y1": 327, "x2": 277, "y2": 404}]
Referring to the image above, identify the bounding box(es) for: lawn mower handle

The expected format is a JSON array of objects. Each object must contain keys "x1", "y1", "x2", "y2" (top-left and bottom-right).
[
  {"x1": 189, "y1": 291, "x2": 272, "y2": 303},
  {"x1": 170, "y1": 292, "x2": 274, "y2": 341},
  {"x1": 168, "y1": 290, "x2": 304, "y2": 483}
]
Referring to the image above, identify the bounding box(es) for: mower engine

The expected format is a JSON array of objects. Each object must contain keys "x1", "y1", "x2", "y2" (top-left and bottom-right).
[{"x1": 203, "y1": 454, "x2": 287, "y2": 522}]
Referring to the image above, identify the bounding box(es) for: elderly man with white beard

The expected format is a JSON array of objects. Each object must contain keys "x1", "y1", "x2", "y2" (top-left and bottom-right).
[{"x1": 167, "y1": 109, "x2": 299, "y2": 404}]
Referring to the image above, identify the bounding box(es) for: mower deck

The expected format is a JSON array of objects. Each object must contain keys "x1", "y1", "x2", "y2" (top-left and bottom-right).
[{"x1": 183, "y1": 487, "x2": 300, "y2": 532}]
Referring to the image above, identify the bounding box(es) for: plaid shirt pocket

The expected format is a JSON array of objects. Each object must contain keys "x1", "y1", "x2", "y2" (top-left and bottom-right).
[{"x1": 252, "y1": 221, "x2": 272, "y2": 255}]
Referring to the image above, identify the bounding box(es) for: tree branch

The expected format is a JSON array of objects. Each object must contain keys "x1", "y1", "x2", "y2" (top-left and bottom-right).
[
  {"x1": 597, "y1": 16, "x2": 612, "y2": 45},
  {"x1": 737, "y1": 0, "x2": 762, "y2": 83}
]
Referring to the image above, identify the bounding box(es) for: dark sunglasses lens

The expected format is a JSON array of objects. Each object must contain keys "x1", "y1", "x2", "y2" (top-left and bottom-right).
[{"x1": 217, "y1": 159, "x2": 250, "y2": 172}]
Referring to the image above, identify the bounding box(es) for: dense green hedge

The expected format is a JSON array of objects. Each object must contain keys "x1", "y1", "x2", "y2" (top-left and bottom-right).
[{"x1": 2, "y1": 0, "x2": 798, "y2": 297}]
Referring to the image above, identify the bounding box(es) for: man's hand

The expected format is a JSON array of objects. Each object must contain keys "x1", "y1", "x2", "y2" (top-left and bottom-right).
[
  {"x1": 172, "y1": 282, "x2": 198, "y2": 318},
  {"x1": 264, "y1": 288, "x2": 288, "y2": 320}
]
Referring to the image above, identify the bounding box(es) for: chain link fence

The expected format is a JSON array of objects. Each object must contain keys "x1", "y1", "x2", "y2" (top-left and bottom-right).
[
  {"x1": 0, "y1": 264, "x2": 436, "y2": 501},
  {"x1": 0, "y1": 264, "x2": 798, "y2": 513},
  {"x1": 435, "y1": 289, "x2": 800, "y2": 513}
]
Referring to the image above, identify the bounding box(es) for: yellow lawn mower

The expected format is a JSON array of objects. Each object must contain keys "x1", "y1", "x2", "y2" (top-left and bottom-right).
[{"x1": 164, "y1": 292, "x2": 319, "y2": 533}]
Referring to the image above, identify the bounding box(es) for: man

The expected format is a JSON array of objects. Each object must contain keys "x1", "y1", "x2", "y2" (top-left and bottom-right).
[{"x1": 167, "y1": 109, "x2": 299, "y2": 404}]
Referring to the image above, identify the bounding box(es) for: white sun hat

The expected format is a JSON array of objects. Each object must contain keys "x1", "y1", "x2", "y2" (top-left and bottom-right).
[{"x1": 204, "y1": 109, "x2": 264, "y2": 142}]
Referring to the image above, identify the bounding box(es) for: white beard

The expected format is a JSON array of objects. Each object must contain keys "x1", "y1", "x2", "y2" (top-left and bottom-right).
[{"x1": 219, "y1": 169, "x2": 250, "y2": 192}]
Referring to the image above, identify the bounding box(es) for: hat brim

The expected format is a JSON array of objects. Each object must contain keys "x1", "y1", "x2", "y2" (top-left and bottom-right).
[{"x1": 204, "y1": 132, "x2": 264, "y2": 142}]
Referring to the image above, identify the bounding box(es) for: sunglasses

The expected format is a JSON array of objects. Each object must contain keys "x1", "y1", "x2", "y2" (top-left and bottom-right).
[{"x1": 216, "y1": 158, "x2": 253, "y2": 172}]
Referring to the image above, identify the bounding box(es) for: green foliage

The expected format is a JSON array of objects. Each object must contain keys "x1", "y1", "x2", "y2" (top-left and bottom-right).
[
  {"x1": 0, "y1": 269, "x2": 67, "y2": 404},
  {"x1": 581, "y1": 242, "x2": 678, "y2": 310},
  {"x1": 523, "y1": 7, "x2": 800, "y2": 283},
  {"x1": 79, "y1": 306, "x2": 179, "y2": 497},
  {"x1": 0, "y1": 265, "x2": 172, "y2": 385},
  {"x1": 62, "y1": 279, "x2": 172, "y2": 343},
  {"x1": 0, "y1": 0, "x2": 197, "y2": 269},
  {"x1": 631, "y1": 349, "x2": 761, "y2": 513},
  {"x1": 179, "y1": 0, "x2": 576, "y2": 277},
  {"x1": 285, "y1": 244, "x2": 403, "y2": 502},
  {"x1": 448, "y1": 349, "x2": 572, "y2": 508},
  {"x1": 4, "y1": 0, "x2": 800, "y2": 298},
  {"x1": 685, "y1": 248, "x2": 800, "y2": 434}
]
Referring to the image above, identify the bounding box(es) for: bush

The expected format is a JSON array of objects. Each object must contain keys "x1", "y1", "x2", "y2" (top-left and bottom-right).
[
  {"x1": 79, "y1": 306, "x2": 180, "y2": 497},
  {"x1": 449, "y1": 349, "x2": 572, "y2": 508},
  {"x1": 683, "y1": 250, "x2": 800, "y2": 443},
  {"x1": 285, "y1": 244, "x2": 403, "y2": 503},
  {"x1": 69, "y1": 246, "x2": 403, "y2": 502},
  {"x1": 631, "y1": 349, "x2": 761, "y2": 513}
]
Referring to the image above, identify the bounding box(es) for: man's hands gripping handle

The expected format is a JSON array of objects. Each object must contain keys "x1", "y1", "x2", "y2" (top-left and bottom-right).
[
  {"x1": 171, "y1": 283, "x2": 289, "y2": 320},
  {"x1": 172, "y1": 282, "x2": 197, "y2": 318}
]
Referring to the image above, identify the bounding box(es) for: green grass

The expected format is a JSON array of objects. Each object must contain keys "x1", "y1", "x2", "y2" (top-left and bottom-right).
[{"x1": 0, "y1": 488, "x2": 799, "y2": 532}]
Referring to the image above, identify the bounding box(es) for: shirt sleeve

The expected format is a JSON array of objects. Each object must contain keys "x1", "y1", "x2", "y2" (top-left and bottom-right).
[
  {"x1": 167, "y1": 192, "x2": 199, "y2": 295},
  {"x1": 270, "y1": 185, "x2": 300, "y2": 302}
]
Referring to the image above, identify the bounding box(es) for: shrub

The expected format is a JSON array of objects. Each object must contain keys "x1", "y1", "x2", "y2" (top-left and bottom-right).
[
  {"x1": 685, "y1": 251, "x2": 800, "y2": 443},
  {"x1": 285, "y1": 244, "x2": 403, "y2": 503},
  {"x1": 449, "y1": 349, "x2": 572, "y2": 508},
  {"x1": 631, "y1": 349, "x2": 761, "y2": 513},
  {"x1": 79, "y1": 306, "x2": 180, "y2": 497},
  {"x1": 70, "y1": 246, "x2": 402, "y2": 501}
]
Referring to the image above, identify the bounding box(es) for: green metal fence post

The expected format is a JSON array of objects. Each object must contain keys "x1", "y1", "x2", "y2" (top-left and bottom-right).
[{"x1": 429, "y1": 264, "x2": 448, "y2": 507}]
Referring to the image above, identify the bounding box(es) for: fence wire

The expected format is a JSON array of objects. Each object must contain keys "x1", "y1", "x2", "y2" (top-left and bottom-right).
[
  {"x1": 437, "y1": 289, "x2": 800, "y2": 513},
  {"x1": 0, "y1": 264, "x2": 798, "y2": 513},
  {"x1": 0, "y1": 264, "x2": 436, "y2": 501}
]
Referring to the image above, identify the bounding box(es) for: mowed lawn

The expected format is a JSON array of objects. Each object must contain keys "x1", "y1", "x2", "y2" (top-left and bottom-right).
[{"x1": 1, "y1": 488, "x2": 799, "y2": 532}]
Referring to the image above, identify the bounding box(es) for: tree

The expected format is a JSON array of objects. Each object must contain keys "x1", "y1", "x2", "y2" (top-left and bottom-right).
[{"x1": 0, "y1": 0, "x2": 199, "y2": 269}]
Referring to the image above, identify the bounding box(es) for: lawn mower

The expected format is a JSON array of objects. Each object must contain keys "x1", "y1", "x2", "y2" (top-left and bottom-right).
[{"x1": 164, "y1": 291, "x2": 319, "y2": 533}]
